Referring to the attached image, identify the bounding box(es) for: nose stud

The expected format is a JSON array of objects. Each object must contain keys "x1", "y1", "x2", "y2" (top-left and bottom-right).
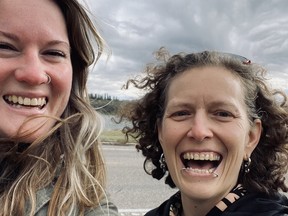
[{"x1": 46, "y1": 74, "x2": 51, "y2": 84}]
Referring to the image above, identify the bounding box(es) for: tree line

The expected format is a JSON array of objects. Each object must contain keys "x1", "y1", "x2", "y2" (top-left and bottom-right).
[{"x1": 89, "y1": 93, "x2": 128, "y2": 115}]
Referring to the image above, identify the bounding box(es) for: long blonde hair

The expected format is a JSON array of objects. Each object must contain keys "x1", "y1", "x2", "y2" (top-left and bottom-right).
[{"x1": 0, "y1": 0, "x2": 108, "y2": 215}]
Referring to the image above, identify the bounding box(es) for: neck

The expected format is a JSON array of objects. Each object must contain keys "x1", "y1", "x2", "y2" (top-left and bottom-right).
[
  {"x1": 180, "y1": 184, "x2": 245, "y2": 216},
  {"x1": 181, "y1": 192, "x2": 222, "y2": 216}
]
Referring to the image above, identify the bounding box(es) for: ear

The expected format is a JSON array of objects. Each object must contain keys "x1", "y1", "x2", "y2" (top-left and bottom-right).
[{"x1": 245, "y1": 119, "x2": 262, "y2": 158}]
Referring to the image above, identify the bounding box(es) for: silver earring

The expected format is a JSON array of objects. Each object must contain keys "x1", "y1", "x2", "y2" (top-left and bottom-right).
[
  {"x1": 46, "y1": 74, "x2": 51, "y2": 84},
  {"x1": 159, "y1": 153, "x2": 167, "y2": 173},
  {"x1": 244, "y1": 157, "x2": 251, "y2": 173}
]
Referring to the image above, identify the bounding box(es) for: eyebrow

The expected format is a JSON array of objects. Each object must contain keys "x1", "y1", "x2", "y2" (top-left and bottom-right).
[
  {"x1": 207, "y1": 101, "x2": 240, "y2": 111},
  {"x1": 167, "y1": 100, "x2": 241, "y2": 112},
  {"x1": 0, "y1": 31, "x2": 20, "y2": 42},
  {"x1": 46, "y1": 40, "x2": 71, "y2": 51},
  {"x1": 0, "y1": 30, "x2": 70, "y2": 49}
]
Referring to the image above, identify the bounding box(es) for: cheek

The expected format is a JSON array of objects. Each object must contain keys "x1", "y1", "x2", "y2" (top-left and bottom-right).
[
  {"x1": 58, "y1": 78, "x2": 72, "y2": 107},
  {"x1": 159, "y1": 121, "x2": 186, "y2": 150},
  {"x1": 50, "y1": 66, "x2": 73, "y2": 114},
  {"x1": 52, "y1": 61, "x2": 72, "y2": 83},
  {"x1": 59, "y1": 67, "x2": 73, "y2": 90},
  {"x1": 229, "y1": 118, "x2": 249, "y2": 136},
  {"x1": 54, "y1": 64, "x2": 72, "y2": 92},
  {"x1": 159, "y1": 123, "x2": 172, "y2": 145},
  {"x1": 221, "y1": 125, "x2": 249, "y2": 157}
]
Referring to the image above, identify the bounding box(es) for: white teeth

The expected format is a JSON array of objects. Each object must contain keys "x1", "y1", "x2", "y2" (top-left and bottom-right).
[
  {"x1": 23, "y1": 97, "x2": 30, "y2": 105},
  {"x1": 5, "y1": 95, "x2": 46, "y2": 107},
  {"x1": 12, "y1": 95, "x2": 18, "y2": 103},
  {"x1": 182, "y1": 167, "x2": 216, "y2": 174},
  {"x1": 18, "y1": 96, "x2": 24, "y2": 105},
  {"x1": 183, "y1": 152, "x2": 220, "y2": 161}
]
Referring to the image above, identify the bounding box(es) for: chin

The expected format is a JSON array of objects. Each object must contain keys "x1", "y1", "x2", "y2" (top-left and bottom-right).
[
  {"x1": 15, "y1": 119, "x2": 56, "y2": 143},
  {"x1": 181, "y1": 184, "x2": 220, "y2": 201}
]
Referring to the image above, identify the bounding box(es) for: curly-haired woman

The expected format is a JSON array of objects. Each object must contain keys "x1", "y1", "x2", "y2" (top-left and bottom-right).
[{"x1": 121, "y1": 48, "x2": 288, "y2": 215}]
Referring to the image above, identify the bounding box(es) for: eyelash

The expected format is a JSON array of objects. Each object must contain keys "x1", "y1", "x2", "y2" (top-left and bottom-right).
[
  {"x1": 44, "y1": 50, "x2": 66, "y2": 58},
  {"x1": 169, "y1": 110, "x2": 191, "y2": 121},
  {"x1": 0, "y1": 42, "x2": 16, "y2": 51},
  {"x1": 171, "y1": 110, "x2": 190, "y2": 117},
  {"x1": 214, "y1": 111, "x2": 234, "y2": 118},
  {"x1": 169, "y1": 110, "x2": 235, "y2": 121},
  {"x1": 0, "y1": 42, "x2": 67, "y2": 58}
]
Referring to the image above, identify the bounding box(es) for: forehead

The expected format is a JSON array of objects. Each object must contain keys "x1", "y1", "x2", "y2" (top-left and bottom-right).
[
  {"x1": 0, "y1": 0, "x2": 68, "y2": 43},
  {"x1": 0, "y1": 0, "x2": 58, "y2": 14},
  {"x1": 0, "y1": 0, "x2": 63, "y2": 28},
  {"x1": 166, "y1": 66, "x2": 245, "y2": 104}
]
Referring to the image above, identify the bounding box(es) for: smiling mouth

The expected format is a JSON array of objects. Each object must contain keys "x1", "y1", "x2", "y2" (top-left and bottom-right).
[
  {"x1": 3, "y1": 95, "x2": 47, "y2": 109},
  {"x1": 181, "y1": 152, "x2": 222, "y2": 174}
]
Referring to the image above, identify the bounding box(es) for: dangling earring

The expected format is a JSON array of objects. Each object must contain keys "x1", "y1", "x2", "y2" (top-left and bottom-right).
[
  {"x1": 243, "y1": 157, "x2": 251, "y2": 173},
  {"x1": 159, "y1": 153, "x2": 167, "y2": 173}
]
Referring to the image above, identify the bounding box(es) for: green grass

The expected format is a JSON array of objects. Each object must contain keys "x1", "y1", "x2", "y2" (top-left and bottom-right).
[{"x1": 100, "y1": 130, "x2": 136, "y2": 144}]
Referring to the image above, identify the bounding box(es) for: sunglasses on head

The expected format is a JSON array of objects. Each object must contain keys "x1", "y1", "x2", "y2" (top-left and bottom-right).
[{"x1": 219, "y1": 52, "x2": 252, "y2": 65}]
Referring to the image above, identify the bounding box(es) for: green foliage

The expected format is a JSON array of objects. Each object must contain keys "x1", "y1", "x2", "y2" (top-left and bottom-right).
[
  {"x1": 89, "y1": 94, "x2": 137, "y2": 144},
  {"x1": 89, "y1": 93, "x2": 127, "y2": 115},
  {"x1": 89, "y1": 93, "x2": 118, "y2": 101},
  {"x1": 100, "y1": 130, "x2": 131, "y2": 144}
]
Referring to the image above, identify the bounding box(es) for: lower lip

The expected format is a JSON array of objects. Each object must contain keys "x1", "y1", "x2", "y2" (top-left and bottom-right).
[
  {"x1": 9, "y1": 103, "x2": 43, "y2": 109},
  {"x1": 4, "y1": 101, "x2": 46, "y2": 115}
]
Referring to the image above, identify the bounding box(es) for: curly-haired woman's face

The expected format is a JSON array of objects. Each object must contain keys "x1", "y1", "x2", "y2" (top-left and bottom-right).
[
  {"x1": 157, "y1": 66, "x2": 261, "y2": 209},
  {"x1": 0, "y1": 0, "x2": 72, "y2": 142}
]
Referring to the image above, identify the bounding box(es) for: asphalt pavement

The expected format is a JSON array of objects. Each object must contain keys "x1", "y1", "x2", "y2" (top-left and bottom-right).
[{"x1": 102, "y1": 144, "x2": 177, "y2": 215}]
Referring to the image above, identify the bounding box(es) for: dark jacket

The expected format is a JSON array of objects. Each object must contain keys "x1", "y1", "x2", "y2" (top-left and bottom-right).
[{"x1": 145, "y1": 191, "x2": 288, "y2": 216}]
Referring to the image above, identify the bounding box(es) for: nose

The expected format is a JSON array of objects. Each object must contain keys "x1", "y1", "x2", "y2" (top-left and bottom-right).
[
  {"x1": 14, "y1": 51, "x2": 48, "y2": 86},
  {"x1": 187, "y1": 111, "x2": 213, "y2": 142}
]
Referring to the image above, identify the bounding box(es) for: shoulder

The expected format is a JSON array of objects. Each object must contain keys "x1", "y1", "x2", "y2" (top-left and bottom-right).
[
  {"x1": 224, "y1": 192, "x2": 288, "y2": 215},
  {"x1": 85, "y1": 199, "x2": 119, "y2": 216},
  {"x1": 145, "y1": 192, "x2": 180, "y2": 216},
  {"x1": 34, "y1": 185, "x2": 119, "y2": 216},
  {"x1": 144, "y1": 200, "x2": 170, "y2": 216}
]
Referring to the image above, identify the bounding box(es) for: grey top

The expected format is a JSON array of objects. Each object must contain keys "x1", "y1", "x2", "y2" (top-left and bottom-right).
[{"x1": 25, "y1": 184, "x2": 119, "y2": 216}]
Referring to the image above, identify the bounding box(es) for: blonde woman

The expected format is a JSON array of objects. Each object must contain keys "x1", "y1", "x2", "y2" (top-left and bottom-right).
[{"x1": 0, "y1": 0, "x2": 118, "y2": 215}]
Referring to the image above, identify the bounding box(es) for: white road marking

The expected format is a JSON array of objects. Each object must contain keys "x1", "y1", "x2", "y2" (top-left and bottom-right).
[
  {"x1": 102, "y1": 145, "x2": 137, "y2": 152},
  {"x1": 118, "y1": 209, "x2": 149, "y2": 216}
]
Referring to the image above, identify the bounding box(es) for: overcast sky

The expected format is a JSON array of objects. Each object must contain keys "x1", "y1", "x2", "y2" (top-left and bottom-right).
[{"x1": 82, "y1": 0, "x2": 288, "y2": 100}]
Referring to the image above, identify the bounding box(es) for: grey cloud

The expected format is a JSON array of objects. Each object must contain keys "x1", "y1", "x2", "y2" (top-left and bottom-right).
[{"x1": 84, "y1": 0, "x2": 288, "y2": 99}]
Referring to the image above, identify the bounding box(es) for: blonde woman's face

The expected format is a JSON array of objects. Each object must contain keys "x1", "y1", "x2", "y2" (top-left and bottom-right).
[
  {"x1": 0, "y1": 0, "x2": 72, "y2": 142},
  {"x1": 157, "y1": 66, "x2": 261, "y2": 209}
]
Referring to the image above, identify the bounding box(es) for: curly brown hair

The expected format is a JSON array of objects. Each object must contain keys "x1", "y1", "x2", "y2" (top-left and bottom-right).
[{"x1": 121, "y1": 47, "x2": 288, "y2": 195}]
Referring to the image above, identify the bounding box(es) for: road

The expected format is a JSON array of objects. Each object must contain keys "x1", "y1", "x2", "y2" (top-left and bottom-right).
[{"x1": 102, "y1": 145, "x2": 177, "y2": 216}]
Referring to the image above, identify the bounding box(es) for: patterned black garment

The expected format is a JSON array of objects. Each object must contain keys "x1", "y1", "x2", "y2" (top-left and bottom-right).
[{"x1": 145, "y1": 185, "x2": 288, "y2": 216}]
